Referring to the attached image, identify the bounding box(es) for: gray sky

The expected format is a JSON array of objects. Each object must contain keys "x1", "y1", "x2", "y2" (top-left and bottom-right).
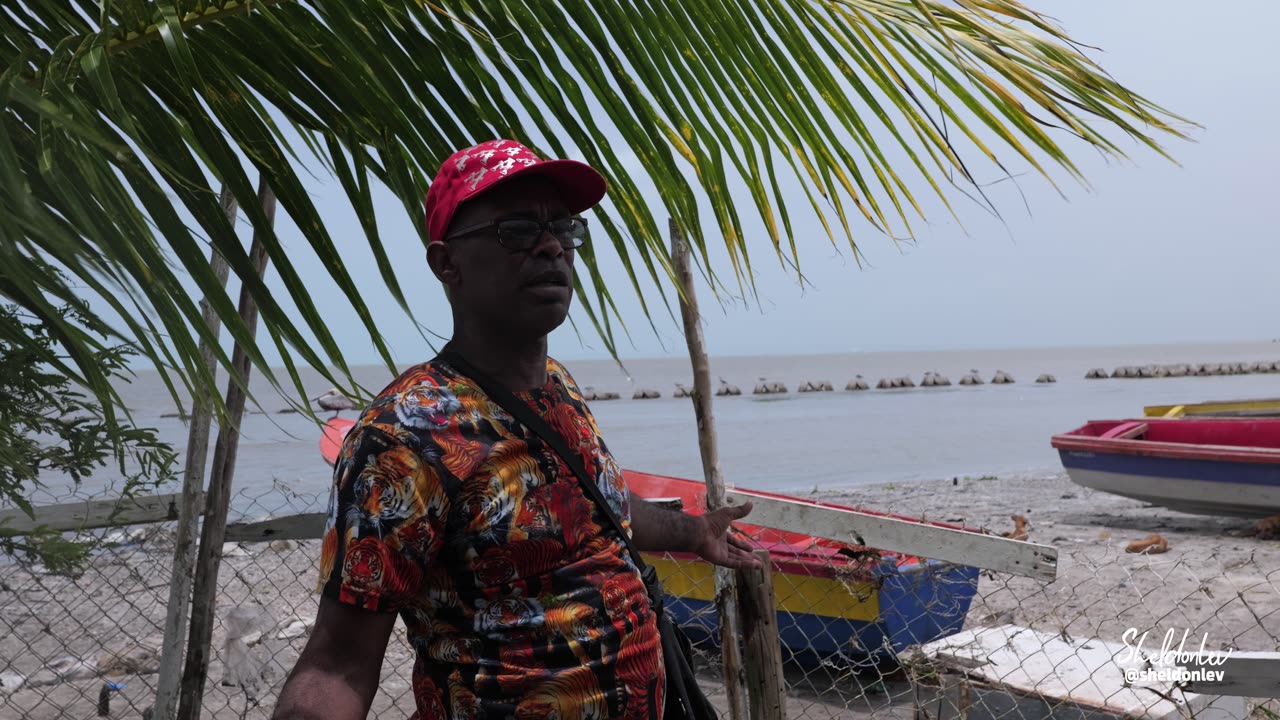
[{"x1": 265, "y1": 0, "x2": 1280, "y2": 367}]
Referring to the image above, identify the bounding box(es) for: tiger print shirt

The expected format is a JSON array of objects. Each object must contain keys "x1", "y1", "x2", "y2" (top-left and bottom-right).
[{"x1": 317, "y1": 356, "x2": 664, "y2": 720}]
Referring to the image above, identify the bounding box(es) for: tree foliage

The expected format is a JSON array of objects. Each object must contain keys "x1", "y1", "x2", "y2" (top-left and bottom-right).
[{"x1": 0, "y1": 296, "x2": 176, "y2": 573}]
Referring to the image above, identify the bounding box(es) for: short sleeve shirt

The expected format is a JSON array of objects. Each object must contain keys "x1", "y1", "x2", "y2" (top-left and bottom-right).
[{"x1": 317, "y1": 357, "x2": 664, "y2": 720}]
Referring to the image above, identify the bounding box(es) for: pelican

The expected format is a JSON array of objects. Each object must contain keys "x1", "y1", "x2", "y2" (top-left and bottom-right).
[{"x1": 313, "y1": 388, "x2": 356, "y2": 416}]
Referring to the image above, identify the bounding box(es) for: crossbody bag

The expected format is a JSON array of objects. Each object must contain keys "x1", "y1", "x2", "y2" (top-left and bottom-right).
[{"x1": 438, "y1": 349, "x2": 716, "y2": 720}]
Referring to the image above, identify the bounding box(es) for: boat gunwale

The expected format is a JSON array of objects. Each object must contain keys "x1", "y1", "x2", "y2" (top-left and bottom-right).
[{"x1": 1051, "y1": 419, "x2": 1280, "y2": 465}]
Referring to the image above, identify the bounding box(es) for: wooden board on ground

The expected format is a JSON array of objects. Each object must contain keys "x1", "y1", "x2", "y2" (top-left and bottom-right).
[
  {"x1": 725, "y1": 491, "x2": 1057, "y2": 580},
  {"x1": 0, "y1": 493, "x2": 200, "y2": 535},
  {"x1": 910, "y1": 624, "x2": 1247, "y2": 720},
  {"x1": 224, "y1": 513, "x2": 325, "y2": 542}
]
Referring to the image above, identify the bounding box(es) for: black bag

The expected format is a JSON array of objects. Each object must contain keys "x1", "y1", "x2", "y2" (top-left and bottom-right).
[{"x1": 438, "y1": 349, "x2": 717, "y2": 720}]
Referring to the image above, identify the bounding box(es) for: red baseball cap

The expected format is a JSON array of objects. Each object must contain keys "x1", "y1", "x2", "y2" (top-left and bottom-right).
[{"x1": 424, "y1": 139, "x2": 608, "y2": 244}]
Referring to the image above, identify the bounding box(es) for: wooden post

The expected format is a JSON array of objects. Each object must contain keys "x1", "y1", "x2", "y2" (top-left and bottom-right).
[
  {"x1": 177, "y1": 177, "x2": 276, "y2": 720},
  {"x1": 670, "y1": 219, "x2": 748, "y2": 720},
  {"x1": 153, "y1": 186, "x2": 236, "y2": 720},
  {"x1": 741, "y1": 550, "x2": 787, "y2": 720}
]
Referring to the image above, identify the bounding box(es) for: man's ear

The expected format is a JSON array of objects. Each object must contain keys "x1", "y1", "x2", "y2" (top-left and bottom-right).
[{"x1": 426, "y1": 240, "x2": 459, "y2": 288}]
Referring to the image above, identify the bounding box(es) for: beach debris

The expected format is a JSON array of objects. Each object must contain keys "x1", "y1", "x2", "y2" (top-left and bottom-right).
[
  {"x1": 753, "y1": 378, "x2": 787, "y2": 394},
  {"x1": 222, "y1": 606, "x2": 273, "y2": 695},
  {"x1": 49, "y1": 656, "x2": 97, "y2": 681},
  {"x1": 313, "y1": 388, "x2": 356, "y2": 415},
  {"x1": 1256, "y1": 515, "x2": 1280, "y2": 539},
  {"x1": 715, "y1": 378, "x2": 741, "y2": 396},
  {"x1": 1085, "y1": 368, "x2": 1107, "y2": 379},
  {"x1": 269, "y1": 539, "x2": 297, "y2": 553},
  {"x1": 103, "y1": 526, "x2": 155, "y2": 547},
  {"x1": 276, "y1": 615, "x2": 317, "y2": 640},
  {"x1": 1035, "y1": 374, "x2": 1056, "y2": 384},
  {"x1": 1232, "y1": 514, "x2": 1280, "y2": 539},
  {"x1": 959, "y1": 370, "x2": 984, "y2": 385},
  {"x1": 1098, "y1": 531, "x2": 1112, "y2": 540},
  {"x1": 632, "y1": 388, "x2": 661, "y2": 399},
  {"x1": 798, "y1": 380, "x2": 833, "y2": 392},
  {"x1": 991, "y1": 370, "x2": 1015, "y2": 384},
  {"x1": 672, "y1": 383, "x2": 693, "y2": 398},
  {"x1": 99, "y1": 643, "x2": 160, "y2": 677},
  {"x1": 0, "y1": 671, "x2": 24, "y2": 695},
  {"x1": 845, "y1": 375, "x2": 869, "y2": 391},
  {"x1": 222, "y1": 542, "x2": 251, "y2": 558},
  {"x1": 1125, "y1": 533, "x2": 1169, "y2": 554},
  {"x1": 1000, "y1": 515, "x2": 1030, "y2": 541}
]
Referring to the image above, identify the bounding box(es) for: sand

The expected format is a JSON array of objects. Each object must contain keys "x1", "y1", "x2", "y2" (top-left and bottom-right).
[
  {"x1": 2, "y1": 472, "x2": 1277, "y2": 719},
  {"x1": 819, "y1": 472, "x2": 1280, "y2": 656}
]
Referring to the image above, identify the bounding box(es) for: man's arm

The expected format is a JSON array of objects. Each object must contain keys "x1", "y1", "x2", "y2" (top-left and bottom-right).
[
  {"x1": 272, "y1": 595, "x2": 397, "y2": 720},
  {"x1": 627, "y1": 491, "x2": 761, "y2": 570}
]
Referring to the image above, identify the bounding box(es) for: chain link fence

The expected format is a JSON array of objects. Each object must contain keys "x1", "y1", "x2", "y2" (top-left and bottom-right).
[{"x1": 3, "y1": 478, "x2": 1278, "y2": 720}]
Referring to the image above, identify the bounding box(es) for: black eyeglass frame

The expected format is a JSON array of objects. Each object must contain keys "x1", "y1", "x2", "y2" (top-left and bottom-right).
[{"x1": 445, "y1": 215, "x2": 589, "y2": 250}]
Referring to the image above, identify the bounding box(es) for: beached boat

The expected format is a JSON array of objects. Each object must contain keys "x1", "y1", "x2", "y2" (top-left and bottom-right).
[
  {"x1": 320, "y1": 417, "x2": 980, "y2": 662},
  {"x1": 1051, "y1": 418, "x2": 1280, "y2": 517},
  {"x1": 1144, "y1": 398, "x2": 1280, "y2": 418}
]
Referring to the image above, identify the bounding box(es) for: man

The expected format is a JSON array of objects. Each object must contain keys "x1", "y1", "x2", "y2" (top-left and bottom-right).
[{"x1": 274, "y1": 139, "x2": 759, "y2": 720}]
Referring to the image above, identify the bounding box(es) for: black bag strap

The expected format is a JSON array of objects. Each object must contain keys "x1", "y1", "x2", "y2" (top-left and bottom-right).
[{"x1": 437, "y1": 349, "x2": 650, "y2": 573}]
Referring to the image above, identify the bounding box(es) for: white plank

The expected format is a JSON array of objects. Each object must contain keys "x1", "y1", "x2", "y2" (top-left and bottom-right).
[
  {"x1": 917, "y1": 624, "x2": 1247, "y2": 720},
  {"x1": 1181, "y1": 652, "x2": 1280, "y2": 698},
  {"x1": 0, "y1": 493, "x2": 200, "y2": 535},
  {"x1": 224, "y1": 513, "x2": 326, "y2": 542},
  {"x1": 726, "y1": 491, "x2": 1057, "y2": 580}
]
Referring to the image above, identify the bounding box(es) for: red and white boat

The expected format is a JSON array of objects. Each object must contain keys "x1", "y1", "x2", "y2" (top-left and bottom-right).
[{"x1": 1051, "y1": 418, "x2": 1280, "y2": 517}]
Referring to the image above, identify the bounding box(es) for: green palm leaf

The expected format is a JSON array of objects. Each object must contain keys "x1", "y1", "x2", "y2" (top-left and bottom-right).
[{"x1": 2, "y1": 0, "x2": 1191, "y2": 422}]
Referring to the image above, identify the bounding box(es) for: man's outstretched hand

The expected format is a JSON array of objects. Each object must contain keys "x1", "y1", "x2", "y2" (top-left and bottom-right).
[{"x1": 692, "y1": 501, "x2": 762, "y2": 570}]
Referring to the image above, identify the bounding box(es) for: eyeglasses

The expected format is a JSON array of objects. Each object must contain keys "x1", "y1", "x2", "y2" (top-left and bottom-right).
[{"x1": 446, "y1": 216, "x2": 589, "y2": 251}]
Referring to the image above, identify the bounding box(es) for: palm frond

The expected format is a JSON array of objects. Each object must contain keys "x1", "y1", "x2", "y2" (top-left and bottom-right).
[{"x1": 1, "y1": 0, "x2": 1191, "y2": 419}]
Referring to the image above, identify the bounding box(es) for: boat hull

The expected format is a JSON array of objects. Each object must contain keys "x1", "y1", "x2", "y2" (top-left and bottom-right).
[
  {"x1": 1059, "y1": 456, "x2": 1280, "y2": 517},
  {"x1": 1053, "y1": 418, "x2": 1280, "y2": 517},
  {"x1": 650, "y1": 551, "x2": 978, "y2": 663}
]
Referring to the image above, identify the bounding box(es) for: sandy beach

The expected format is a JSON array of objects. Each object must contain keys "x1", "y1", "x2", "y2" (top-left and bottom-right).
[
  {"x1": 824, "y1": 472, "x2": 1279, "y2": 652},
  {"x1": 3, "y1": 471, "x2": 1278, "y2": 719}
]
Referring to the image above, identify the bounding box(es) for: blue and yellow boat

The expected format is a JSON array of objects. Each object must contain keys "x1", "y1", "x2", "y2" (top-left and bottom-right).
[
  {"x1": 626, "y1": 471, "x2": 980, "y2": 664},
  {"x1": 321, "y1": 419, "x2": 980, "y2": 664}
]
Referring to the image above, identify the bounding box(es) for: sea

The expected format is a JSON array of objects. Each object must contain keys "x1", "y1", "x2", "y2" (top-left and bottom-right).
[{"x1": 41, "y1": 341, "x2": 1280, "y2": 516}]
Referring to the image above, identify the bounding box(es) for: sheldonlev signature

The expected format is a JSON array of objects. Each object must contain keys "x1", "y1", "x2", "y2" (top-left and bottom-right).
[{"x1": 1120, "y1": 628, "x2": 1234, "y2": 684}]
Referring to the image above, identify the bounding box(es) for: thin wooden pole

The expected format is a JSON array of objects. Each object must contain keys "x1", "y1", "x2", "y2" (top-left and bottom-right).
[
  {"x1": 177, "y1": 177, "x2": 276, "y2": 720},
  {"x1": 153, "y1": 187, "x2": 236, "y2": 720},
  {"x1": 670, "y1": 219, "x2": 748, "y2": 720},
  {"x1": 742, "y1": 550, "x2": 787, "y2": 720}
]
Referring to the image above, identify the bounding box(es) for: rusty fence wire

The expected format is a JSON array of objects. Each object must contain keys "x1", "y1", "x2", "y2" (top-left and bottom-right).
[{"x1": 3, "y1": 486, "x2": 1279, "y2": 720}]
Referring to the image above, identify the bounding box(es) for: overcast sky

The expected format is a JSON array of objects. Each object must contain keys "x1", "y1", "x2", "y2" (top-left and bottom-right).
[{"x1": 260, "y1": 0, "x2": 1280, "y2": 367}]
